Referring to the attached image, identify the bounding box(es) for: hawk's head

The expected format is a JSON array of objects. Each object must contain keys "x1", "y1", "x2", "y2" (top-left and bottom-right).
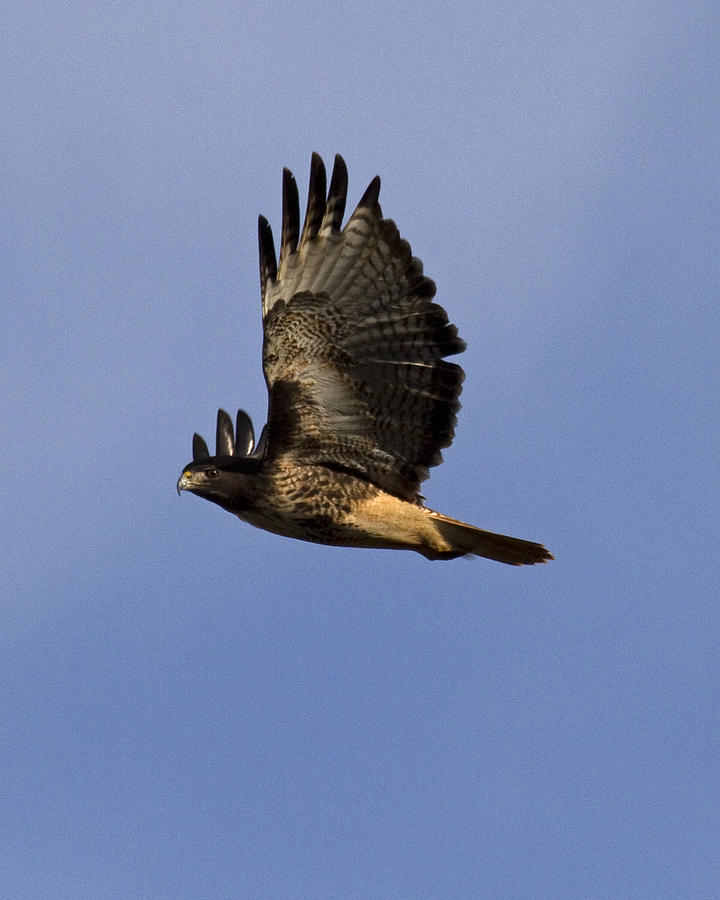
[{"x1": 177, "y1": 409, "x2": 264, "y2": 513}]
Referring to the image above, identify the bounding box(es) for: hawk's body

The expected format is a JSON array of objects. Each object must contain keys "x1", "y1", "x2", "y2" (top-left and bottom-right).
[{"x1": 178, "y1": 154, "x2": 552, "y2": 565}]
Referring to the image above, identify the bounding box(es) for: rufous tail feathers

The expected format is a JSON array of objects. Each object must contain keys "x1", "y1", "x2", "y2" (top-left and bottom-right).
[{"x1": 424, "y1": 510, "x2": 553, "y2": 565}]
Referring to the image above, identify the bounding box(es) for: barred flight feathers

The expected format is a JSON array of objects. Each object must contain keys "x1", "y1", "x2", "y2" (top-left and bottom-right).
[{"x1": 259, "y1": 154, "x2": 466, "y2": 500}]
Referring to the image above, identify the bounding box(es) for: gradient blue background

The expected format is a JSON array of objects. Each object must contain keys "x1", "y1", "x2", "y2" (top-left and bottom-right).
[{"x1": 3, "y1": 2, "x2": 719, "y2": 896}]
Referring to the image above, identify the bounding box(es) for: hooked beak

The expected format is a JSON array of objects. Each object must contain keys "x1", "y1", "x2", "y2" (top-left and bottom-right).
[{"x1": 177, "y1": 472, "x2": 191, "y2": 496}]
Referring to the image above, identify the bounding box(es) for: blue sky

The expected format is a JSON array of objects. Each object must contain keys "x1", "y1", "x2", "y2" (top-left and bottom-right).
[{"x1": 3, "y1": 1, "x2": 719, "y2": 896}]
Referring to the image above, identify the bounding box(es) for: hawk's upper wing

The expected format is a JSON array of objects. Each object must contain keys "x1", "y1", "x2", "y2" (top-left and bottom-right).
[{"x1": 257, "y1": 154, "x2": 466, "y2": 502}]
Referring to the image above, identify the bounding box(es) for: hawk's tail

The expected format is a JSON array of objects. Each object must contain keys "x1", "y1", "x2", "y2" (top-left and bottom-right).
[{"x1": 424, "y1": 510, "x2": 553, "y2": 565}]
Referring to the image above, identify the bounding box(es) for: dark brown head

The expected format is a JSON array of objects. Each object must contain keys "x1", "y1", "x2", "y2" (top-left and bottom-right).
[{"x1": 177, "y1": 409, "x2": 265, "y2": 514}]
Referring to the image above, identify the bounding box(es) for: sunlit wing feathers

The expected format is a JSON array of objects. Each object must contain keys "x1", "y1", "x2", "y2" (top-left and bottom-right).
[
  {"x1": 257, "y1": 154, "x2": 466, "y2": 501},
  {"x1": 216, "y1": 409, "x2": 235, "y2": 457},
  {"x1": 233, "y1": 410, "x2": 255, "y2": 456},
  {"x1": 192, "y1": 409, "x2": 257, "y2": 461}
]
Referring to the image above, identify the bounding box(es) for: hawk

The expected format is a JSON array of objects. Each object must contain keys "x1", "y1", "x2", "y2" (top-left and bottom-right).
[{"x1": 177, "y1": 154, "x2": 552, "y2": 564}]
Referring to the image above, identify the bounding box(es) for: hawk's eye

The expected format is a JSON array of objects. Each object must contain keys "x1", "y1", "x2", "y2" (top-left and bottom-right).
[{"x1": 206, "y1": 467, "x2": 219, "y2": 480}]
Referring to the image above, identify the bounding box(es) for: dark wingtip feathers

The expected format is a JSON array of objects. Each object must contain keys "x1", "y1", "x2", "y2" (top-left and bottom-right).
[
  {"x1": 216, "y1": 409, "x2": 235, "y2": 457},
  {"x1": 259, "y1": 154, "x2": 380, "y2": 294},
  {"x1": 234, "y1": 409, "x2": 256, "y2": 456},
  {"x1": 192, "y1": 432, "x2": 210, "y2": 461},
  {"x1": 323, "y1": 154, "x2": 349, "y2": 233},
  {"x1": 357, "y1": 174, "x2": 381, "y2": 213},
  {"x1": 300, "y1": 153, "x2": 328, "y2": 245},
  {"x1": 258, "y1": 215, "x2": 277, "y2": 293},
  {"x1": 192, "y1": 409, "x2": 258, "y2": 461},
  {"x1": 279, "y1": 168, "x2": 300, "y2": 266}
]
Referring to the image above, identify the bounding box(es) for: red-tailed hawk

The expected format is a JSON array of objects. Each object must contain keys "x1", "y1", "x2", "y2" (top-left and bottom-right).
[{"x1": 177, "y1": 154, "x2": 552, "y2": 564}]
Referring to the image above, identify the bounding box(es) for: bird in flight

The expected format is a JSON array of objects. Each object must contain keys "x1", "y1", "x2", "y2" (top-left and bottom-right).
[{"x1": 177, "y1": 154, "x2": 552, "y2": 564}]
